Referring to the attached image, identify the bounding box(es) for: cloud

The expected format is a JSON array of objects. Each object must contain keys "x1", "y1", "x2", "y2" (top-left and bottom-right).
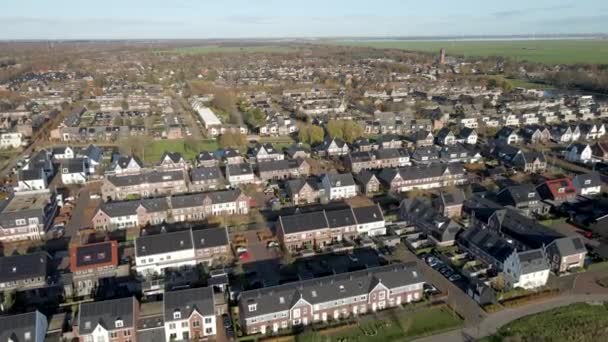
[{"x1": 492, "y1": 4, "x2": 575, "y2": 18}]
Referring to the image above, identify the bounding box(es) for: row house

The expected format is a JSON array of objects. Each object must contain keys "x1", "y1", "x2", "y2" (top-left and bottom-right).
[
  {"x1": 93, "y1": 190, "x2": 250, "y2": 230},
  {"x1": 565, "y1": 143, "x2": 593, "y2": 164},
  {"x1": 107, "y1": 155, "x2": 144, "y2": 175},
  {"x1": 376, "y1": 135, "x2": 403, "y2": 149},
  {"x1": 572, "y1": 172, "x2": 602, "y2": 196},
  {"x1": 189, "y1": 166, "x2": 225, "y2": 192},
  {"x1": 314, "y1": 137, "x2": 350, "y2": 157},
  {"x1": 355, "y1": 171, "x2": 381, "y2": 195},
  {"x1": 439, "y1": 144, "x2": 482, "y2": 164},
  {"x1": 68, "y1": 241, "x2": 121, "y2": 298},
  {"x1": 378, "y1": 163, "x2": 467, "y2": 193},
  {"x1": 238, "y1": 263, "x2": 424, "y2": 335},
  {"x1": 345, "y1": 148, "x2": 411, "y2": 173},
  {"x1": 536, "y1": 178, "x2": 577, "y2": 203},
  {"x1": 157, "y1": 152, "x2": 188, "y2": 171},
  {"x1": 277, "y1": 204, "x2": 385, "y2": 252},
  {"x1": 196, "y1": 151, "x2": 218, "y2": 168},
  {"x1": 408, "y1": 130, "x2": 434, "y2": 147},
  {"x1": 496, "y1": 184, "x2": 549, "y2": 217},
  {"x1": 400, "y1": 198, "x2": 462, "y2": 246},
  {"x1": 134, "y1": 227, "x2": 231, "y2": 276},
  {"x1": 164, "y1": 286, "x2": 217, "y2": 341},
  {"x1": 520, "y1": 126, "x2": 551, "y2": 144},
  {"x1": 0, "y1": 252, "x2": 49, "y2": 293},
  {"x1": 225, "y1": 163, "x2": 255, "y2": 186},
  {"x1": 0, "y1": 191, "x2": 58, "y2": 242},
  {"x1": 75, "y1": 297, "x2": 139, "y2": 342},
  {"x1": 257, "y1": 158, "x2": 310, "y2": 181},
  {"x1": 259, "y1": 116, "x2": 298, "y2": 136},
  {"x1": 102, "y1": 170, "x2": 188, "y2": 201}
]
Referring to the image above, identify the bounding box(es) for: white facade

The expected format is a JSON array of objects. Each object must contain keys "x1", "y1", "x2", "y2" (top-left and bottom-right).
[
  {"x1": 135, "y1": 247, "x2": 196, "y2": 276},
  {"x1": 357, "y1": 220, "x2": 386, "y2": 236},
  {"x1": 18, "y1": 178, "x2": 47, "y2": 192},
  {"x1": 503, "y1": 251, "x2": 550, "y2": 290},
  {"x1": 62, "y1": 171, "x2": 87, "y2": 185},
  {"x1": 565, "y1": 144, "x2": 593, "y2": 163},
  {"x1": 165, "y1": 312, "x2": 216, "y2": 341},
  {"x1": 0, "y1": 132, "x2": 23, "y2": 149}
]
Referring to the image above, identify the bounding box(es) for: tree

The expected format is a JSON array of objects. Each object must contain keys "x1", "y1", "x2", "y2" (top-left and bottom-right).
[
  {"x1": 309, "y1": 125, "x2": 325, "y2": 145},
  {"x1": 326, "y1": 120, "x2": 344, "y2": 139},
  {"x1": 1, "y1": 290, "x2": 15, "y2": 312},
  {"x1": 243, "y1": 108, "x2": 266, "y2": 128},
  {"x1": 343, "y1": 121, "x2": 364, "y2": 143},
  {"x1": 219, "y1": 132, "x2": 247, "y2": 149}
]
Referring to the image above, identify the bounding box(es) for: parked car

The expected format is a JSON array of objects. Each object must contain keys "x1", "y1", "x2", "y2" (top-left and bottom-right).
[
  {"x1": 236, "y1": 246, "x2": 247, "y2": 254},
  {"x1": 222, "y1": 314, "x2": 232, "y2": 328},
  {"x1": 423, "y1": 283, "x2": 440, "y2": 295},
  {"x1": 267, "y1": 241, "x2": 279, "y2": 248},
  {"x1": 238, "y1": 251, "x2": 250, "y2": 261},
  {"x1": 448, "y1": 274, "x2": 462, "y2": 282}
]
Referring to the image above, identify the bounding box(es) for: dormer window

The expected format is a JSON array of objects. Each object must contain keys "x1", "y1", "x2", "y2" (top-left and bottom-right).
[
  {"x1": 585, "y1": 179, "x2": 591, "y2": 185},
  {"x1": 528, "y1": 193, "x2": 535, "y2": 198},
  {"x1": 558, "y1": 188, "x2": 565, "y2": 193},
  {"x1": 115, "y1": 319, "x2": 124, "y2": 328},
  {"x1": 84, "y1": 321, "x2": 91, "y2": 329},
  {"x1": 173, "y1": 310, "x2": 181, "y2": 319},
  {"x1": 248, "y1": 303, "x2": 257, "y2": 312}
]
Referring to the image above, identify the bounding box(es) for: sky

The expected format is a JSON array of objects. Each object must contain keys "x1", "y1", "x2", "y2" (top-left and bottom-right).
[{"x1": 1, "y1": 0, "x2": 607, "y2": 39}]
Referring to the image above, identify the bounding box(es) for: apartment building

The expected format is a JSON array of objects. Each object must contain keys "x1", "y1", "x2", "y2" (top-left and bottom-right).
[
  {"x1": 0, "y1": 252, "x2": 49, "y2": 293},
  {"x1": 0, "y1": 191, "x2": 57, "y2": 241}
]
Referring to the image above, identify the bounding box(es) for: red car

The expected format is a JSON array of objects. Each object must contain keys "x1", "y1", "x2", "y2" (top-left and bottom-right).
[{"x1": 238, "y1": 251, "x2": 250, "y2": 261}]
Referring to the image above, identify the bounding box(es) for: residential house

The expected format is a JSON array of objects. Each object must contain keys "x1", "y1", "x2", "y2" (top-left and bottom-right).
[
  {"x1": 225, "y1": 163, "x2": 255, "y2": 186},
  {"x1": 410, "y1": 146, "x2": 440, "y2": 165},
  {"x1": 314, "y1": 137, "x2": 349, "y2": 157},
  {"x1": 591, "y1": 142, "x2": 608, "y2": 161},
  {"x1": 169, "y1": 190, "x2": 250, "y2": 221},
  {"x1": 0, "y1": 191, "x2": 57, "y2": 242},
  {"x1": 92, "y1": 197, "x2": 169, "y2": 230},
  {"x1": 277, "y1": 205, "x2": 385, "y2": 252},
  {"x1": 0, "y1": 252, "x2": 49, "y2": 293},
  {"x1": 158, "y1": 152, "x2": 188, "y2": 170},
  {"x1": 508, "y1": 150, "x2": 546, "y2": 173},
  {"x1": 81, "y1": 144, "x2": 103, "y2": 173},
  {"x1": 496, "y1": 185, "x2": 549, "y2": 217},
  {"x1": 458, "y1": 227, "x2": 549, "y2": 290},
  {"x1": 436, "y1": 189, "x2": 466, "y2": 218},
  {"x1": 521, "y1": 126, "x2": 551, "y2": 144},
  {"x1": 496, "y1": 127, "x2": 519, "y2": 145},
  {"x1": 284, "y1": 145, "x2": 311, "y2": 159},
  {"x1": 355, "y1": 171, "x2": 381, "y2": 195},
  {"x1": 0, "y1": 311, "x2": 48, "y2": 342},
  {"x1": 486, "y1": 208, "x2": 564, "y2": 250},
  {"x1": 376, "y1": 135, "x2": 403, "y2": 149},
  {"x1": 350, "y1": 138, "x2": 377, "y2": 152},
  {"x1": 61, "y1": 158, "x2": 88, "y2": 185},
  {"x1": 221, "y1": 148, "x2": 245, "y2": 165},
  {"x1": 435, "y1": 128, "x2": 456, "y2": 146},
  {"x1": 189, "y1": 166, "x2": 225, "y2": 192},
  {"x1": 163, "y1": 287, "x2": 217, "y2": 341},
  {"x1": 108, "y1": 154, "x2": 143, "y2": 175},
  {"x1": 196, "y1": 151, "x2": 218, "y2": 167},
  {"x1": 17, "y1": 167, "x2": 48, "y2": 192},
  {"x1": 51, "y1": 146, "x2": 75, "y2": 160},
  {"x1": 0, "y1": 132, "x2": 23, "y2": 149},
  {"x1": 400, "y1": 198, "x2": 462, "y2": 246},
  {"x1": 69, "y1": 241, "x2": 120, "y2": 297},
  {"x1": 345, "y1": 149, "x2": 410, "y2": 173},
  {"x1": 565, "y1": 143, "x2": 594, "y2": 164},
  {"x1": 75, "y1": 297, "x2": 139, "y2": 342},
  {"x1": 134, "y1": 227, "x2": 230, "y2": 276},
  {"x1": 257, "y1": 158, "x2": 310, "y2": 181},
  {"x1": 321, "y1": 173, "x2": 357, "y2": 200},
  {"x1": 572, "y1": 172, "x2": 602, "y2": 196},
  {"x1": 238, "y1": 263, "x2": 424, "y2": 335},
  {"x1": 459, "y1": 127, "x2": 478, "y2": 145},
  {"x1": 284, "y1": 178, "x2": 323, "y2": 205},
  {"x1": 102, "y1": 170, "x2": 188, "y2": 201},
  {"x1": 536, "y1": 178, "x2": 577, "y2": 203},
  {"x1": 439, "y1": 144, "x2": 478, "y2": 163},
  {"x1": 249, "y1": 143, "x2": 284, "y2": 162},
  {"x1": 409, "y1": 130, "x2": 434, "y2": 147},
  {"x1": 545, "y1": 236, "x2": 587, "y2": 273},
  {"x1": 378, "y1": 163, "x2": 467, "y2": 193}
]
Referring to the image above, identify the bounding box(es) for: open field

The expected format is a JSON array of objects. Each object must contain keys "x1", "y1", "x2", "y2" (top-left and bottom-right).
[
  {"x1": 482, "y1": 303, "x2": 608, "y2": 342},
  {"x1": 158, "y1": 45, "x2": 296, "y2": 55},
  {"x1": 331, "y1": 39, "x2": 608, "y2": 65},
  {"x1": 297, "y1": 305, "x2": 463, "y2": 342}
]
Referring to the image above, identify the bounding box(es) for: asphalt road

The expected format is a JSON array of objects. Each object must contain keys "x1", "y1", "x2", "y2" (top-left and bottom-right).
[{"x1": 65, "y1": 188, "x2": 91, "y2": 243}]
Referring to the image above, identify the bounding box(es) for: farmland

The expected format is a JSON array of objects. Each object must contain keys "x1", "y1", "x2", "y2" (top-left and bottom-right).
[{"x1": 331, "y1": 39, "x2": 608, "y2": 65}]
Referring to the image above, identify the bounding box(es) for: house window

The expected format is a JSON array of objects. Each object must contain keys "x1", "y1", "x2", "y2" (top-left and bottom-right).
[
  {"x1": 173, "y1": 311, "x2": 181, "y2": 319},
  {"x1": 115, "y1": 320, "x2": 123, "y2": 328},
  {"x1": 205, "y1": 327, "x2": 213, "y2": 334},
  {"x1": 204, "y1": 317, "x2": 212, "y2": 324},
  {"x1": 24, "y1": 332, "x2": 31, "y2": 341},
  {"x1": 181, "y1": 321, "x2": 188, "y2": 328},
  {"x1": 249, "y1": 304, "x2": 257, "y2": 312},
  {"x1": 169, "y1": 323, "x2": 176, "y2": 330},
  {"x1": 293, "y1": 308, "x2": 301, "y2": 318},
  {"x1": 110, "y1": 332, "x2": 117, "y2": 338}
]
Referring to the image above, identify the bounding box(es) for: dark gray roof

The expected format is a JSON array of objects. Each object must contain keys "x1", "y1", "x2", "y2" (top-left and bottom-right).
[
  {"x1": 78, "y1": 297, "x2": 136, "y2": 334},
  {"x1": 498, "y1": 184, "x2": 540, "y2": 204},
  {"x1": 19, "y1": 167, "x2": 45, "y2": 181},
  {"x1": 0, "y1": 252, "x2": 48, "y2": 283},
  {"x1": 491, "y1": 209, "x2": 563, "y2": 249},
  {"x1": 258, "y1": 159, "x2": 301, "y2": 173},
  {"x1": 352, "y1": 205, "x2": 384, "y2": 224},
  {"x1": 324, "y1": 173, "x2": 355, "y2": 187},
  {"x1": 110, "y1": 155, "x2": 143, "y2": 170},
  {"x1": 197, "y1": 151, "x2": 216, "y2": 162},
  {"x1": 99, "y1": 197, "x2": 168, "y2": 217},
  {"x1": 190, "y1": 166, "x2": 223, "y2": 182},
  {"x1": 61, "y1": 158, "x2": 86, "y2": 174},
  {"x1": 226, "y1": 163, "x2": 253, "y2": 176},
  {"x1": 280, "y1": 211, "x2": 328, "y2": 234},
  {"x1": 518, "y1": 249, "x2": 549, "y2": 274},
  {"x1": 74, "y1": 241, "x2": 114, "y2": 268},
  {"x1": 107, "y1": 170, "x2": 184, "y2": 187},
  {"x1": 164, "y1": 286, "x2": 215, "y2": 322},
  {"x1": 374, "y1": 148, "x2": 409, "y2": 160},
  {"x1": 192, "y1": 227, "x2": 229, "y2": 250},
  {"x1": 459, "y1": 227, "x2": 515, "y2": 263},
  {"x1": 0, "y1": 311, "x2": 45, "y2": 342},
  {"x1": 136, "y1": 230, "x2": 193, "y2": 257},
  {"x1": 574, "y1": 172, "x2": 602, "y2": 188},
  {"x1": 160, "y1": 152, "x2": 184, "y2": 164},
  {"x1": 378, "y1": 163, "x2": 465, "y2": 184},
  {"x1": 285, "y1": 178, "x2": 320, "y2": 195},
  {"x1": 240, "y1": 263, "x2": 423, "y2": 319},
  {"x1": 548, "y1": 236, "x2": 587, "y2": 257},
  {"x1": 354, "y1": 170, "x2": 379, "y2": 185},
  {"x1": 325, "y1": 208, "x2": 357, "y2": 228},
  {"x1": 440, "y1": 189, "x2": 466, "y2": 206},
  {"x1": 83, "y1": 144, "x2": 103, "y2": 163}
]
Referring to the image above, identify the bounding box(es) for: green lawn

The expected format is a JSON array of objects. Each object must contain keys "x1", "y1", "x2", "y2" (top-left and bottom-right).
[
  {"x1": 482, "y1": 303, "x2": 608, "y2": 342},
  {"x1": 331, "y1": 40, "x2": 608, "y2": 65},
  {"x1": 158, "y1": 45, "x2": 296, "y2": 55},
  {"x1": 298, "y1": 306, "x2": 463, "y2": 342},
  {"x1": 143, "y1": 139, "x2": 218, "y2": 164}
]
